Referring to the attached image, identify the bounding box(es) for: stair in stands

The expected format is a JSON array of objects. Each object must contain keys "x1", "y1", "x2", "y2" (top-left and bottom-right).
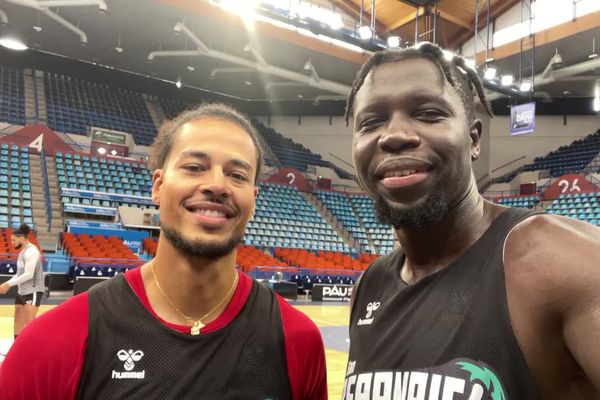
[
  {"x1": 301, "y1": 192, "x2": 358, "y2": 251},
  {"x1": 34, "y1": 72, "x2": 47, "y2": 123},
  {"x1": 349, "y1": 199, "x2": 376, "y2": 253},
  {"x1": 23, "y1": 69, "x2": 36, "y2": 124},
  {"x1": 145, "y1": 96, "x2": 165, "y2": 129},
  {"x1": 29, "y1": 154, "x2": 63, "y2": 250}
]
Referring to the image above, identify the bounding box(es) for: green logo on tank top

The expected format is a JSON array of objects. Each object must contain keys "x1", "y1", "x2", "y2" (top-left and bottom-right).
[{"x1": 457, "y1": 361, "x2": 506, "y2": 400}]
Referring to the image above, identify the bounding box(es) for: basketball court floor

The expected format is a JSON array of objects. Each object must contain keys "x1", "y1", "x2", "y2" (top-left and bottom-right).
[{"x1": 0, "y1": 299, "x2": 350, "y2": 399}]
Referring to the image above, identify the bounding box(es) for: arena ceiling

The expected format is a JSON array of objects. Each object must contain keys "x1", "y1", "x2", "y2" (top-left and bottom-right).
[{"x1": 0, "y1": 0, "x2": 599, "y2": 111}]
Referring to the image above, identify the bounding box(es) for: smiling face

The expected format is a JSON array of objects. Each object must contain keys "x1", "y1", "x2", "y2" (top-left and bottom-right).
[
  {"x1": 152, "y1": 117, "x2": 258, "y2": 260},
  {"x1": 352, "y1": 57, "x2": 481, "y2": 228}
]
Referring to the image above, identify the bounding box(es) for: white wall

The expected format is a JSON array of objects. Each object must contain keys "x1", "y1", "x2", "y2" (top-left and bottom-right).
[
  {"x1": 489, "y1": 115, "x2": 600, "y2": 176},
  {"x1": 462, "y1": 2, "x2": 523, "y2": 58}
]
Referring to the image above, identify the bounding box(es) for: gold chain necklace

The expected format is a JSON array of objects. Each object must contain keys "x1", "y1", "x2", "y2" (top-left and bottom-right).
[{"x1": 149, "y1": 262, "x2": 239, "y2": 335}]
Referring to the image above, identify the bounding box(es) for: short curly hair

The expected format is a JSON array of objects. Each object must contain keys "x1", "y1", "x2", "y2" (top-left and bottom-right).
[{"x1": 149, "y1": 103, "x2": 264, "y2": 184}]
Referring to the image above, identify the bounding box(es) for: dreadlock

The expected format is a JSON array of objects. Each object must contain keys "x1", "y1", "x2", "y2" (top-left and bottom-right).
[{"x1": 345, "y1": 42, "x2": 493, "y2": 125}]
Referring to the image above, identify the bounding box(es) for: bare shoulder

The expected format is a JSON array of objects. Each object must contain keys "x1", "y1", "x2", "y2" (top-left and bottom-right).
[{"x1": 504, "y1": 213, "x2": 600, "y2": 309}]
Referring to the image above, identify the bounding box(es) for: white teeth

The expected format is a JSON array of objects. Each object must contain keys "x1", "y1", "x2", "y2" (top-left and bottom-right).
[
  {"x1": 194, "y1": 209, "x2": 226, "y2": 218},
  {"x1": 383, "y1": 169, "x2": 418, "y2": 178}
]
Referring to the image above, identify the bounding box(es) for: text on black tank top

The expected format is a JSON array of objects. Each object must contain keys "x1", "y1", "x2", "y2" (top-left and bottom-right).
[
  {"x1": 345, "y1": 208, "x2": 542, "y2": 400},
  {"x1": 76, "y1": 274, "x2": 292, "y2": 400}
]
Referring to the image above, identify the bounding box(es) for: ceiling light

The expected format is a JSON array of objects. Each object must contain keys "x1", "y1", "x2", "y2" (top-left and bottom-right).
[
  {"x1": 245, "y1": 80, "x2": 252, "y2": 86},
  {"x1": 303, "y1": 59, "x2": 312, "y2": 73},
  {"x1": 175, "y1": 79, "x2": 182, "y2": 88},
  {"x1": 0, "y1": 37, "x2": 27, "y2": 50},
  {"x1": 464, "y1": 58, "x2": 476, "y2": 70},
  {"x1": 594, "y1": 97, "x2": 600, "y2": 112},
  {"x1": 442, "y1": 50, "x2": 454, "y2": 61},
  {"x1": 387, "y1": 36, "x2": 400, "y2": 48},
  {"x1": 297, "y1": 94, "x2": 303, "y2": 99},
  {"x1": 500, "y1": 75, "x2": 514, "y2": 86},
  {"x1": 519, "y1": 81, "x2": 532, "y2": 92},
  {"x1": 115, "y1": 35, "x2": 123, "y2": 53},
  {"x1": 0, "y1": 26, "x2": 27, "y2": 51},
  {"x1": 33, "y1": 26, "x2": 42, "y2": 32},
  {"x1": 484, "y1": 67, "x2": 497, "y2": 80},
  {"x1": 551, "y1": 49, "x2": 564, "y2": 69},
  {"x1": 358, "y1": 26, "x2": 372, "y2": 40},
  {"x1": 187, "y1": 66, "x2": 195, "y2": 71}
]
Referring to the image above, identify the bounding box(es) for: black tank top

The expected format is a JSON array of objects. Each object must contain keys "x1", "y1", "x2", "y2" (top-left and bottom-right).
[
  {"x1": 345, "y1": 208, "x2": 542, "y2": 400},
  {"x1": 76, "y1": 274, "x2": 292, "y2": 400}
]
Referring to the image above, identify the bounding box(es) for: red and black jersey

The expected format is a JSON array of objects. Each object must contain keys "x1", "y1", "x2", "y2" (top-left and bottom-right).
[{"x1": 1, "y1": 269, "x2": 327, "y2": 400}]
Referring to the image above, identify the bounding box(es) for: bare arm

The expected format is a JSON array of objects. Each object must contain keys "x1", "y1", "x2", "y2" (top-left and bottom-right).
[{"x1": 506, "y1": 214, "x2": 600, "y2": 392}]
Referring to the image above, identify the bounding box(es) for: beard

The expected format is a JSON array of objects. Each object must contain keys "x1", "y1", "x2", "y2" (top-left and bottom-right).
[
  {"x1": 160, "y1": 223, "x2": 243, "y2": 261},
  {"x1": 374, "y1": 189, "x2": 449, "y2": 229},
  {"x1": 14, "y1": 243, "x2": 22, "y2": 250}
]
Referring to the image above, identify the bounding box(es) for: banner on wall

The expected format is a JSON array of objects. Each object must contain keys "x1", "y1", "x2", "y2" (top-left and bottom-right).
[
  {"x1": 90, "y1": 127, "x2": 128, "y2": 145},
  {"x1": 66, "y1": 220, "x2": 122, "y2": 229},
  {"x1": 510, "y1": 102, "x2": 536, "y2": 136},
  {"x1": 311, "y1": 284, "x2": 353, "y2": 302},
  {"x1": 61, "y1": 188, "x2": 154, "y2": 206},
  {"x1": 64, "y1": 204, "x2": 117, "y2": 216},
  {"x1": 68, "y1": 226, "x2": 149, "y2": 253}
]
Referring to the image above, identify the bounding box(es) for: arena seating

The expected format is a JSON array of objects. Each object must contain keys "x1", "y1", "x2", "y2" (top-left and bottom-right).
[
  {"x1": 546, "y1": 192, "x2": 600, "y2": 226},
  {"x1": 275, "y1": 248, "x2": 369, "y2": 271},
  {"x1": 236, "y1": 245, "x2": 288, "y2": 273},
  {"x1": 522, "y1": 130, "x2": 600, "y2": 177},
  {"x1": 0, "y1": 67, "x2": 25, "y2": 125},
  {"x1": 44, "y1": 73, "x2": 157, "y2": 145},
  {"x1": 62, "y1": 232, "x2": 143, "y2": 276},
  {"x1": 143, "y1": 237, "x2": 158, "y2": 257},
  {"x1": 56, "y1": 151, "x2": 155, "y2": 205},
  {"x1": 314, "y1": 190, "x2": 369, "y2": 251},
  {"x1": 349, "y1": 194, "x2": 395, "y2": 255},
  {"x1": 495, "y1": 195, "x2": 540, "y2": 209},
  {"x1": 0, "y1": 228, "x2": 41, "y2": 267},
  {"x1": 244, "y1": 182, "x2": 351, "y2": 252},
  {"x1": 158, "y1": 97, "x2": 188, "y2": 120},
  {"x1": 0, "y1": 144, "x2": 33, "y2": 228}
]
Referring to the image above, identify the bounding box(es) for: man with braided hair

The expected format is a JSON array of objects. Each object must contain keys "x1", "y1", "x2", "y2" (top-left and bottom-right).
[{"x1": 344, "y1": 43, "x2": 600, "y2": 399}]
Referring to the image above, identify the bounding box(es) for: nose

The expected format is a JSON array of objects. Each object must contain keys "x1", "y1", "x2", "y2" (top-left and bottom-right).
[
  {"x1": 200, "y1": 167, "x2": 231, "y2": 199},
  {"x1": 377, "y1": 112, "x2": 421, "y2": 153}
]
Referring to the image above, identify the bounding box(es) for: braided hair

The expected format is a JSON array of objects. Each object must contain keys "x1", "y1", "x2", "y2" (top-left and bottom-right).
[{"x1": 345, "y1": 42, "x2": 493, "y2": 125}]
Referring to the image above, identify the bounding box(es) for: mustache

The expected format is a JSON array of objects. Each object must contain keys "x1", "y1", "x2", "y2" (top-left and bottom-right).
[{"x1": 184, "y1": 195, "x2": 240, "y2": 217}]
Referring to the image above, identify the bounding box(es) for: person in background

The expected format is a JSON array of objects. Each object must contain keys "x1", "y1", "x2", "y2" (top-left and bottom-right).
[{"x1": 0, "y1": 223, "x2": 44, "y2": 339}]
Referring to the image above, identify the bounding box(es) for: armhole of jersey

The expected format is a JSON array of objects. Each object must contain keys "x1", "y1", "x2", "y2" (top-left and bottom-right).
[{"x1": 502, "y1": 213, "x2": 542, "y2": 266}]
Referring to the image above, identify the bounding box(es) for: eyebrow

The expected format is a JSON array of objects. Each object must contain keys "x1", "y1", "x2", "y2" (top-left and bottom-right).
[
  {"x1": 178, "y1": 150, "x2": 253, "y2": 172},
  {"x1": 355, "y1": 92, "x2": 454, "y2": 119}
]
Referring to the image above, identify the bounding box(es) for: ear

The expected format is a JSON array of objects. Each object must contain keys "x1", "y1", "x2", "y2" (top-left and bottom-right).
[
  {"x1": 469, "y1": 119, "x2": 482, "y2": 161},
  {"x1": 151, "y1": 169, "x2": 163, "y2": 206}
]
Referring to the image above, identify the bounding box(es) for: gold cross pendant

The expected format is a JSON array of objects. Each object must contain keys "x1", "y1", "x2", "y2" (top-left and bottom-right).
[{"x1": 190, "y1": 321, "x2": 205, "y2": 336}]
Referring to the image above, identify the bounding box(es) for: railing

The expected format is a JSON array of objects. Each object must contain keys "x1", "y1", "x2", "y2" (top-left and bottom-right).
[
  {"x1": 251, "y1": 266, "x2": 362, "y2": 281},
  {"x1": 32, "y1": 69, "x2": 39, "y2": 123},
  {"x1": 39, "y1": 149, "x2": 53, "y2": 232}
]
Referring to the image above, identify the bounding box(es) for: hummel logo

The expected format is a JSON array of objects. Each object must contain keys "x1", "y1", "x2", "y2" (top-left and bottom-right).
[
  {"x1": 357, "y1": 301, "x2": 381, "y2": 326},
  {"x1": 118, "y1": 349, "x2": 144, "y2": 371},
  {"x1": 112, "y1": 349, "x2": 146, "y2": 380}
]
